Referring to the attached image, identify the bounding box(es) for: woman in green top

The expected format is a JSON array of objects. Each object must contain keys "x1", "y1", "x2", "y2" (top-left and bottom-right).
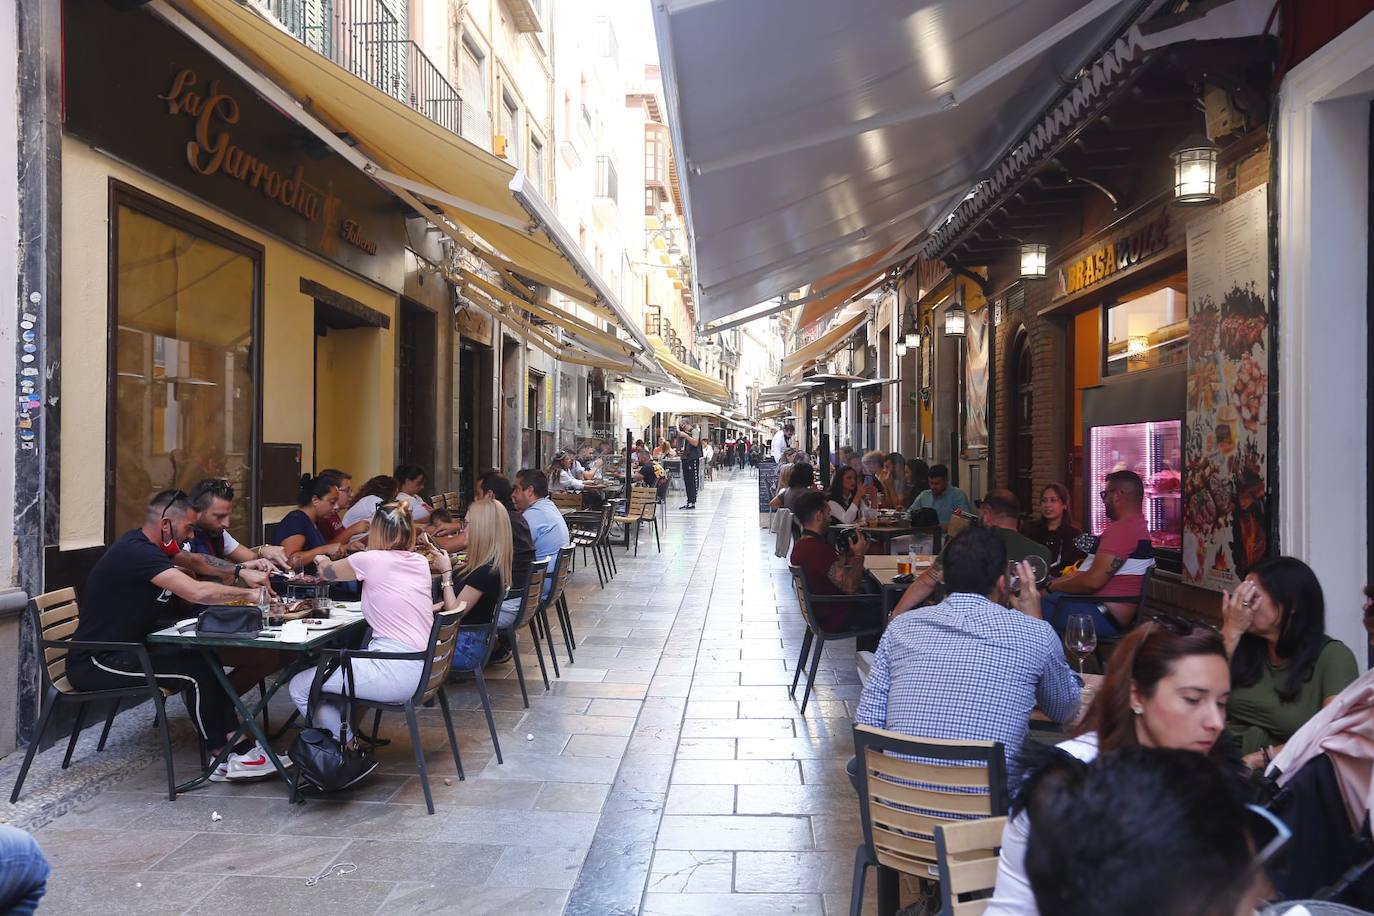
[{"x1": 1221, "y1": 556, "x2": 1358, "y2": 770}]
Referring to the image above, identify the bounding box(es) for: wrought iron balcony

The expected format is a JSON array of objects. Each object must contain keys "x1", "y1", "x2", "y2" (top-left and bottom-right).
[{"x1": 253, "y1": 0, "x2": 480, "y2": 146}]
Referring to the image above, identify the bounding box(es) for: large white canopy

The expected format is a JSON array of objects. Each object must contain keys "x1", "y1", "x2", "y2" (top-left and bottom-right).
[
  {"x1": 629, "y1": 391, "x2": 725, "y2": 415},
  {"x1": 652, "y1": 0, "x2": 1143, "y2": 323}
]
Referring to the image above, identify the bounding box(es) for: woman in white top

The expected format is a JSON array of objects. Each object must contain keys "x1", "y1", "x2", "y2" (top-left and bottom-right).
[
  {"x1": 549, "y1": 453, "x2": 586, "y2": 492},
  {"x1": 393, "y1": 464, "x2": 432, "y2": 523},
  {"x1": 985, "y1": 619, "x2": 1232, "y2": 915},
  {"x1": 825, "y1": 466, "x2": 874, "y2": 526},
  {"x1": 341, "y1": 475, "x2": 400, "y2": 541}
]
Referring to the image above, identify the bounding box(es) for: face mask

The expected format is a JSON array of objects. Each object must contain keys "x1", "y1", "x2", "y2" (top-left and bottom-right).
[{"x1": 159, "y1": 521, "x2": 182, "y2": 558}]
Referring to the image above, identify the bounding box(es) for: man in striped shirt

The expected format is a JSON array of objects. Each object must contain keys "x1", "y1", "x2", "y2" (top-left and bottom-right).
[{"x1": 1039, "y1": 470, "x2": 1155, "y2": 638}]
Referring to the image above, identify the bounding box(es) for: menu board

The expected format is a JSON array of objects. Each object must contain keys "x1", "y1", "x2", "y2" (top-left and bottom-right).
[{"x1": 1182, "y1": 184, "x2": 1270, "y2": 590}]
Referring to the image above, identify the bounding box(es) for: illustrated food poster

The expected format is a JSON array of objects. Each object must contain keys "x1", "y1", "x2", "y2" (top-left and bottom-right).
[{"x1": 1183, "y1": 183, "x2": 1269, "y2": 590}]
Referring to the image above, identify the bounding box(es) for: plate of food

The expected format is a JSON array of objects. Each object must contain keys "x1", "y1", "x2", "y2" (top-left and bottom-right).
[{"x1": 303, "y1": 618, "x2": 350, "y2": 630}]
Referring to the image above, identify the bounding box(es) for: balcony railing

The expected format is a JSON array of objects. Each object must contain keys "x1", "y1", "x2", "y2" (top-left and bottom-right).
[{"x1": 253, "y1": 0, "x2": 480, "y2": 146}]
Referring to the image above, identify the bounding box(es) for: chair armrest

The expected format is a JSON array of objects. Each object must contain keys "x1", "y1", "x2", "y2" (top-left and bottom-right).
[{"x1": 337, "y1": 649, "x2": 426, "y2": 662}]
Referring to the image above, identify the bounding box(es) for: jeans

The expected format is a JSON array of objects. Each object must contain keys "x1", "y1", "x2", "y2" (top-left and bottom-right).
[
  {"x1": 289, "y1": 638, "x2": 423, "y2": 738},
  {"x1": 450, "y1": 630, "x2": 489, "y2": 670},
  {"x1": 0, "y1": 827, "x2": 48, "y2": 915},
  {"x1": 1040, "y1": 592, "x2": 1122, "y2": 639}
]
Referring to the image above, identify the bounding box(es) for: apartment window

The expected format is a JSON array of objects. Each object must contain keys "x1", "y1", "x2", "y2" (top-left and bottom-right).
[
  {"x1": 645, "y1": 130, "x2": 666, "y2": 184},
  {"x1": 529, "y1": 135, "x2": 545, "y2": 192},
  {"x1": 461, "y1": 37, "x2": 487, "y2": 109},
  {"x1": 111, "y1": 188, "x2": 260, "y2": 541},
  {"x1": 501, "y1": 93, "x2": 520, "y2": 166}
]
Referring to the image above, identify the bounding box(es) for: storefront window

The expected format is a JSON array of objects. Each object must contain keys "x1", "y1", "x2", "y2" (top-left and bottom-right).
[
  {"x1": 112, "y1": 198, "x2": 257, "y2": 541},
  {"x1": 1105, "y1": 287, "x2": 1187, "y2": 376}
]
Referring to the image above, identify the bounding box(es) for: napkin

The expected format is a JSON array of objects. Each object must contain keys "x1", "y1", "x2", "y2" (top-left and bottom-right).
[{"x1": 280, "y1": 619, "x2": 310, "y2": 643}]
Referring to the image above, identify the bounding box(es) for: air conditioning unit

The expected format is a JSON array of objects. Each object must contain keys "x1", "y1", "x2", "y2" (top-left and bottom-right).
[{"x1": 493, "y1": 135, "x2": 509, "y2": 159}]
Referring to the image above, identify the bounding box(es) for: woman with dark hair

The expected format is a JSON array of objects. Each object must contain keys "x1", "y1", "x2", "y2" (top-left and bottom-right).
[
  {"x1": 879, "y1": 451, "x2": 907, "y2": 509},
  {"x1": 274, "y1": 474, "x2": 346, "y2": 567},
  {"x1": 393, "y1": 464, "x2": 432, "y2": 523},
  {"x1": 986, "y1": 617, "x2": 1233, "y2": 915},
  {"x1": 825, "y1": 466, "x2": 871, "y2": 526},
  {"x1": 1021, "y1": 483, "x2": 1086, "y2": 576},
  {"x1": 1222, "y1": 556, "x2": 1358, "y2": 769},
  {"x1": 903, "y1": 458, "x2": 930, "y2": 510},
  {"x1": 768, "y1": 461, "x2": 816, "y2": 511}
]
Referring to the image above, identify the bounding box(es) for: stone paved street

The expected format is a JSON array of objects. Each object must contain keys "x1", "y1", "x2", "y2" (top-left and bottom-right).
[{"x1": 17, "y1": 472, "x2": 876, "y2": 915}]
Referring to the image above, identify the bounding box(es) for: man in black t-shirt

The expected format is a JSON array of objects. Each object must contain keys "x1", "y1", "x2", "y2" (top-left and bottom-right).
[
  {"x1": 68, "y1": 490, "x2": 272, "y2": 776},
  {"x1": 679, "y1": 421, "x2": 702, "y2": 510}
]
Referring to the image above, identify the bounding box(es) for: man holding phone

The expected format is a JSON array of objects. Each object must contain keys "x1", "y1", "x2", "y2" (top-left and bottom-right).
[{"x1": 789, "y1": 492, "x2": 883, "y2": 643}]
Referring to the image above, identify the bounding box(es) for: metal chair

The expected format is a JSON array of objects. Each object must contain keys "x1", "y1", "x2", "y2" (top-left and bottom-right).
[
  {"x1": 539, "y1": 545, "x2": 577, "y2": 666},
  {"x1": 566, "y1": 510, "x2": 607, "y2": 588},
  {"x1": 445, "y1": 609, "x2": 505, "y2": 765},
  {"x1": 312, "y1": 606, "x2": 466, "y2": 815},
  {"x1": 787, "y1": 565, "x2": 884, "y2": 714},
  {"x1": 592, "y1": 503, "x2": 618, "y2": 580},
  {"x1": 497, "y1": 560, "x2": 550, "y2": 707},
  {"x1": 933, "y1": 816, "x2": 1008, "y2": 916},
  {"x1": 850, "y1": 724, "x2": 1009, "y2": 916},
  {"x1": 11, "y1": 588, "x2": 182, "y2": 803}
]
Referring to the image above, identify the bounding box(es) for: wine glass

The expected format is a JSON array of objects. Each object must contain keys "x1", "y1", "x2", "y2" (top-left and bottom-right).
[{"x1": 1065, "y1": 613, "x2": 1097, "y2": 674}]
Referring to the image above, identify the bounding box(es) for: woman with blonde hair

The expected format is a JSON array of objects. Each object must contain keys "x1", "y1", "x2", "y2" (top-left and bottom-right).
[
  {"x1": 287, "y1": 500, "x2": 459, "y2": 738},
  {"x1": 448, "y1": 499, "x2": 514, "y2": 670}
]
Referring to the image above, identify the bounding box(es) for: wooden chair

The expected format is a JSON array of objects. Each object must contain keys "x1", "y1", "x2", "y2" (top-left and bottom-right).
[
  {"x1": 11, "y1": 588, "x2": 182, "y2": 803},
  {"x1": 311, "y1": 605, "x2": 465, "y2": 814},
  {"x1": 933, "y1": 816, "x2": 1008, "y2": 916},
  {"x1": 788, "y1": 565, "x2": 884, "y2": 714},
  {"x1": 441, "y1": 491, "x2": 459, "y2": 511},
  {"x1": 497, "y1": 560, "x2": 550, "y2": 708},
  {"x1": 850, "y1": 724, "x2": 1009, "y2": 916},
  {"x1": 613, "y1": 486, "x2": 661, "y2": 555},
  {"x1": 550, "y1": 492, "x2": 582, "y2": 512},
  {"x1": 430, "y1": 494, "x2": 449, "y2": 511}
]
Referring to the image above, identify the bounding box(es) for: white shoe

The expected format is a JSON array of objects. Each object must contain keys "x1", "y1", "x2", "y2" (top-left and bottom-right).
[{"x1": 224, "y1": 744, "x2": 289, "y2": 780}]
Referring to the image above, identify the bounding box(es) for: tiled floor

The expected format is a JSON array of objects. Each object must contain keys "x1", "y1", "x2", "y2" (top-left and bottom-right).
[{"x1": 29, "y1": 472, "x2": 875, "y2": 915}]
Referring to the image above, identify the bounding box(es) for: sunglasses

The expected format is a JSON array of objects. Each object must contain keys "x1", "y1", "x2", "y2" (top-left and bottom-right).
[{"x1": 159, "y1": 489, "x2": 189, "y2": 522}]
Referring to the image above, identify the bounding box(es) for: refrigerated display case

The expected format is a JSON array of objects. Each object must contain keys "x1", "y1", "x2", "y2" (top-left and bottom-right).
[{"x1": 1087, "y1": 419, "x2": 1183, "y2": 552}]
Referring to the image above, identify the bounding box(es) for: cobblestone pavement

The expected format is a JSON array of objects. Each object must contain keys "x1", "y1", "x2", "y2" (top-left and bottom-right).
[{"x1": 15, "y1": 472, "x2": 876, "y2": 915}]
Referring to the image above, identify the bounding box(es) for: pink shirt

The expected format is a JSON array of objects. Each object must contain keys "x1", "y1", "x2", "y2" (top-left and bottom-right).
[
  {"x1": 1088, "y1": 515, "x2": 1154, "y2": 598},
  {"x1": 348, "y1": 550, "x2": 435, "y2": 651}
]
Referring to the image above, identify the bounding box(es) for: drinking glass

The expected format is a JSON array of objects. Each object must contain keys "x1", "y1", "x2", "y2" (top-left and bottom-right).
[
  {"x1": 1005, "y1": 560, "x2": 1023, "y2": 596},
  {"x1": 1065, "y1": 613, "x2": 1097, "y2": 674}
]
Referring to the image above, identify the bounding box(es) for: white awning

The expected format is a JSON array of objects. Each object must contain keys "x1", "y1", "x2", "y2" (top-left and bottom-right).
[{"x1": 653, "y1": 0, "x2": 1142, "y2": 323}]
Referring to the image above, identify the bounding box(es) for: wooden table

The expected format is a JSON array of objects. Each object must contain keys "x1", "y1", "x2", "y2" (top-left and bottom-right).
[{"x1": 148, "y1": 615, "x2": 367, "y2": 798}]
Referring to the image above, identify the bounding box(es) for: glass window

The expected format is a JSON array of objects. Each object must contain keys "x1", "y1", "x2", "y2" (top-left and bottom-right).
[
  {"x1": 113, "y1": 198, "x2": 257, "y2": 541},
  {"x1": 501, "y1": 95, "x2": 519, "y2": 167},
  {"x1": 461, "y1": 38, "x2": 487, "y2": 109},
  {"x1": 529, "y1": 136, "x2": 545, "y2": 192},
  {"x1": 1105, "y1": 286, "x2": 1187, "y2": 376}
]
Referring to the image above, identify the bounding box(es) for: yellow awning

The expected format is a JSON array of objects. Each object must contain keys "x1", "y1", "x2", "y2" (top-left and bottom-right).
[
  {"x1": 781, "y1": 311, "x2": 866, "y2": 375},
  {"x1": 648, "y1": 337, "x2": 731, "y2": 403},
  {"x1": 168, "y1": 0, "x2": 597, "y2": 304}
]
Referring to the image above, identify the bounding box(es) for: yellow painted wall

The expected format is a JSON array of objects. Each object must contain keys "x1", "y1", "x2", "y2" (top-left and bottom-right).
[
  {"x1": 315, "y1": 326, "x2": 387, "y2": 483},
  {"x1": 61, "y1": 139, "x2": 398, "y2": 547},
  {"x1": 1072, "y1": 308, "x2": 1103, "y2": 448}
]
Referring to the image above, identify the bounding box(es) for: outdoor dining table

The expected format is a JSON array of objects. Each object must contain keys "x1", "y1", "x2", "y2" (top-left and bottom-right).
[
  {"x1": 863, "y1": 554, "x2": 935, "y2": 618},
  {"x1": 147, "y1": 611, "x2": 368, "y2": 799}
]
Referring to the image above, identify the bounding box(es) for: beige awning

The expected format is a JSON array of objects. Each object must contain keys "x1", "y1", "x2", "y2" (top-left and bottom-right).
[
  {"x1": 647, "y1": 338, "x2": 731, "y2": 404},
  {"x1": 781, "y1": 311, "x2": 866, "y2": 375},
  {"x1": 156, "y1": 0, "x2": 673, "y2": 384}
]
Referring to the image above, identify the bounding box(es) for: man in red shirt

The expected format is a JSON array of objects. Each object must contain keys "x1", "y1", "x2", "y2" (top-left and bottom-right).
[
  {"x1": 1037, "y1": 470, "x2": 1155, "y2": 637},
  {"x1": 789, "y1": 491, "x2": 884, "y2": 637}
]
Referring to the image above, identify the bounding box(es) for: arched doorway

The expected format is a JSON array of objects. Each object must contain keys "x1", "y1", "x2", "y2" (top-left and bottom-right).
[{"x1": 1011, "y1": 329, "x2": 1034, "y2": 512}]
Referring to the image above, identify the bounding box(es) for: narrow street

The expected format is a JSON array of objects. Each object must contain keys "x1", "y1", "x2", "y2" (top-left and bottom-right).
[{"x1": 24, "y1": 473, "x2": 873, "y2": 915}]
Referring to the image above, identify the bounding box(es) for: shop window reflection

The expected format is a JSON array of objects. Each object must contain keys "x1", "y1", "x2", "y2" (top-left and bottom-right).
[
  {"x1": 1105, "y1": 286, "x2": 1187, "y2": 376},
  {"x1": 113, "y1": 202, "x2": 256, "y2": 542}
]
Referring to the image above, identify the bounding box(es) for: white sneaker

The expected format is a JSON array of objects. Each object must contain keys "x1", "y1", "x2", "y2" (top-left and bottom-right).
[
  {"x1": 208, "y1": 760, "x2": 231, "y2": 782},
  {"x1": 224, "y1": 744, "x2": 290, "y2": 780}
]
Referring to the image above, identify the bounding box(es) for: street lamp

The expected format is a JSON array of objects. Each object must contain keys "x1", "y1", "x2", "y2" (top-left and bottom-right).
[
  {"x1": 1019, "y1": 242, "x2": 1048, "y2": 280},
  {"x1": 895, "y1": 340, "x2": 908, "y2": 357},
  {"x1": 944, "y1": 300, "x2": 966, "y2": 337},
  {"x1": 1171, "y1": 134, "x2": 1219, "y2": 205},
  {"x1": 903, "y1": 328, "x2": 920, "y2": 349}
]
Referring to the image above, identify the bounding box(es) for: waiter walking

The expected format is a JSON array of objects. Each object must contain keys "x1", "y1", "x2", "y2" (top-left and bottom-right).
[{"x1": 771, "y1": 423, "x2": 793, "y2": 464}]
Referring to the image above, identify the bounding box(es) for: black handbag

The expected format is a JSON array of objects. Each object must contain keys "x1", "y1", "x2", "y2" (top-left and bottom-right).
[
  {"x1": 194, "y1": 605, "x2": 263, "y2": 638},
  {"x1": 289, "y1": 656, "x2": 378, "y2": 794}
]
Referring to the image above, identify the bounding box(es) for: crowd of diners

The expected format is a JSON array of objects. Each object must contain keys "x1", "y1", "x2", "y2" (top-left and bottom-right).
[
  {"x1": 67, "y1": 463, "x2": 577, "y2": 782},
  {"x1": 772, "y1": 433, "x2": 1370, "y2": 910}
]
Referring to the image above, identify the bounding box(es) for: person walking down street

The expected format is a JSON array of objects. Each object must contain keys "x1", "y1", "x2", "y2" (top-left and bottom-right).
[{"x1": 679, "y1": 420, "x2": 702, "y2": 510}]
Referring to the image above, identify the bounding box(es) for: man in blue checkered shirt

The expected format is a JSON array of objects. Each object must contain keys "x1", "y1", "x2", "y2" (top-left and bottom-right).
[{"x1": 856, "y1": 527, "x2": 1081, "y2": 787}]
